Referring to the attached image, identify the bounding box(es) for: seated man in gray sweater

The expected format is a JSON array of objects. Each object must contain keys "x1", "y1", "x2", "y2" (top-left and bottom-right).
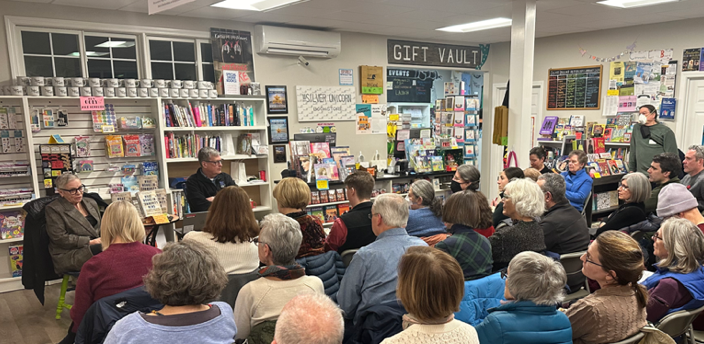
[{"x1": 682, "y1": 145, "x2": 704, "y2": 211}]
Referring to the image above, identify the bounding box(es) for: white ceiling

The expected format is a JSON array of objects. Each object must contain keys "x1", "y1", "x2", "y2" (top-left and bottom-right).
[{"x1": 12, "y1": 0, "x2": 704, "y2": 44}]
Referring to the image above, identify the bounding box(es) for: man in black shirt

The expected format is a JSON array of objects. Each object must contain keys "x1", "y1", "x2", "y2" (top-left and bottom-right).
[
  {"x1": 185, "y1": 147, "x2": 236, "y2": 212},
  {"x1": 529, "y1": 146, "x2": 553, "y2": 174}
]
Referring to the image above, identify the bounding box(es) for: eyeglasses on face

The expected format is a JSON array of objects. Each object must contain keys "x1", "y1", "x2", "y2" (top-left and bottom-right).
[
  {"x1": 60, "y1": 185, "x2": 85, "y2": 195},
  {"x1": 652, "y1": 233, "x2": 663, "y2": 241},
  {"x1": 252, "y1": 237, "x2": 267, "y2": 247},
  {"x1": 368, "y1": 213, "x2": 380, "y2": 220},
  {"x1": 501, "y1": 195, "x2": 511, "y2": 201},
  {"x1": 500, "y1": 268, "x2": 508, "y2": 280},
  {"x1": 206, "y1": 160, "x2": 223, "y2": 165},
  {"x1": 583, "y1": 251, "x2": 603, "y2": 268},
  {"x1": 618, "y1": 182, "x2": 629, "y2": 189}
]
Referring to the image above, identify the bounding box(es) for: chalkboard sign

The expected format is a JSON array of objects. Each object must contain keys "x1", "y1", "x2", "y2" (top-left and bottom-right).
[
  {"x1": 387, "y1": 68, "x2": 433, "y2": 103},
  {"x1": 547, "y1": 65, "x2": 602, "y2": 110}
]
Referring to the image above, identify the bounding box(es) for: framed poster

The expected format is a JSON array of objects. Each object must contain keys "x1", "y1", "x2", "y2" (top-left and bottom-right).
[
  {"x1": 273, "y1": 145, "x2": 287, "y2": 163},
  {"x1": 210, "y1": 28, "x2": 255, "y2": 96},
  {"x1": 267, "y1": 116, "x2": 289, "y2": 144},
  {"x1": 266, "y1": 85, "x2": 288, "y2": 114}
]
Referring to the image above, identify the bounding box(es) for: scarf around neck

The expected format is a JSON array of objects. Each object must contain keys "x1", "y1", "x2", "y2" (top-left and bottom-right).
[{"x1": 258, "y1": 264, "x2": 306, "y2": 280}]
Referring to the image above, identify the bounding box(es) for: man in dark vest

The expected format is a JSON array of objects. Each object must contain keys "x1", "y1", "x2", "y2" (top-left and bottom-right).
[
  {"x1": 185, "y1": 147, "x2": 236, "y2": 212},
  {"x1": 325, "y1": 171, "x2": 376, "y2": 253}
]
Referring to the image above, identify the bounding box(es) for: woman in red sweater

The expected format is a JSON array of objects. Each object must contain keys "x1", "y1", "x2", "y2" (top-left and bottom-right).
[{"x1": 59, "y1": 201, "x2": 161, "y2": 344}]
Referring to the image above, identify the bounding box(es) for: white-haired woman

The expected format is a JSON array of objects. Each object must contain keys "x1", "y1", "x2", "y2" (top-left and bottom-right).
[
  {"x1": 642, "y1": 217, "x2": 704, "y2": 323},
  {"x1": 595, "y1": 172, "x2": 651, "y2": 237},
  {"x1": 476, "y1": 251, "x2": 572, "y2": 344},
  {"x1": 489, "y1": 178, "x2": 546, "y2": 271}
]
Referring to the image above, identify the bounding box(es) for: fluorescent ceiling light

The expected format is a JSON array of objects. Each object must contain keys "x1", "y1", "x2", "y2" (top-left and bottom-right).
[
  {"x1": 437, "y1": 17, "x2": 512, "y2": 33},
  {"x1": 95, "y1": 41, "x2": 135, "y2": 48},
  {"x1": 211, "y1": 0, "x2": 308, "y2": 11},
  {"x1": 69, "y1": 52, "x2": 110, "y2": 57},
  {"x1": 597, "y1": 0, "x2": 679, "y2": 8}
]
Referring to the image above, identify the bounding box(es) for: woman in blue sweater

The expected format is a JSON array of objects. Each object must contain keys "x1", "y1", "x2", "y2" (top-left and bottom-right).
[
  {"x1": 406, "y1": 180, "x2": 446, "y2": 237},
  {"x1": 561, "y1": 150, "x2": 593, "y2": 212}
]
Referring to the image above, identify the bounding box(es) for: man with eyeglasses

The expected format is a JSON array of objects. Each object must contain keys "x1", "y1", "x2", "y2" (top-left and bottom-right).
[
  {"x1": 628, "y1": 105, "x2": 678, "y2": 174},
  {"x1": 657, "y1": 183, "x2": 704, "y2": 233},
  {"x1": 682, "y1": 145, "x2": 704, "y2": 212},
  {"x1": 185, "y1": 147, "x2": 236, "y2": 212}
]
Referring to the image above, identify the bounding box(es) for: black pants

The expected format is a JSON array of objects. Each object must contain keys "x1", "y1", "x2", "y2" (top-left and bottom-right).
[{"x1": 58, "y1": 322, "x2": 76, "y2": 344}]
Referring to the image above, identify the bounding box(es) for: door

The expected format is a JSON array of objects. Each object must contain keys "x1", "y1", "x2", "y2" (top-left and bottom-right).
[{"x1": 683, "y1": 78, "x2": 704, "y2": 147}]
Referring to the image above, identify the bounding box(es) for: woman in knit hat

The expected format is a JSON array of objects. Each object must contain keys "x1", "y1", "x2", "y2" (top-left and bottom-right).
[{"x1": 657, "y1": 183, "x2": 704, "y2": 232}]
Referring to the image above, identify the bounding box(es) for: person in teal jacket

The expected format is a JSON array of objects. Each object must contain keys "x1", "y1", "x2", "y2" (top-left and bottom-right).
[
  {"x1": 476, "y1": 251, "x2": 572, "y2": 344},
  {"x1": 560, "y1": 150, "x2": 593, "y2": 212}
]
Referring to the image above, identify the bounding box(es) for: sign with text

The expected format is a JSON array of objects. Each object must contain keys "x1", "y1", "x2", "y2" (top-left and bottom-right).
[
  {"x1": 387, "y1": 39, "x2": 481, "y2": 68},
  {"x1": 148, "y1": 0, "x2": 195, "y2": 15},
  {"x1": 547, "y1": 65, "x2": 602, "y2": 110},
  {"x1": 80, "y1": 96, "x2": 105, "y2": 111},
  {"x1": 296, "y1": 86, "x2": 357, "y2": 122}
]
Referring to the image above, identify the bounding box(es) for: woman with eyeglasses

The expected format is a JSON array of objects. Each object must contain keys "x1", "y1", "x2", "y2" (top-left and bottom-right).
[
  {"x1": 476, "y1": 251, "x2": 572, "y2": 344},
  {"x1": 595, "y1": 172, "x2": 651, "y2": 237},
  {"x1": 491, "y1": 167, "x2": 524, "y2": 228},
  {"x1": 46, "y1": 173, "x2": 102, "y2": 274},
  {"x1": 560, "y1": 150, "x2": 593, "y2": 213},
  {"x1": 641, "y1": 217, "x2": 704, "y2": 323},
  {"x1": 183, "y1": 186, "x2": 259, "y2": 274},
  {"x1": 565, "y1": 231, "x2": 647, "y2": 344}
]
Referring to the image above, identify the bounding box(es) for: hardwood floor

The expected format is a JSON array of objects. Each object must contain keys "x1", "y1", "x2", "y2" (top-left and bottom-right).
[{"x1": 0, "y1": 284, "x2": 73, "y2": 344}]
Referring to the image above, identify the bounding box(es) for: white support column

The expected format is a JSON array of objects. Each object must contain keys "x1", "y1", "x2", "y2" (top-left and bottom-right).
[{"x1": 508, "y1": 0, "x2": 537, "y2": 168}]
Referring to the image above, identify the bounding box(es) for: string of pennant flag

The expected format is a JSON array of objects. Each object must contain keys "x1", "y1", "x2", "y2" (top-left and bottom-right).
[{"x1": 578, "y1": 41, "x2": 637, "y2": 63}]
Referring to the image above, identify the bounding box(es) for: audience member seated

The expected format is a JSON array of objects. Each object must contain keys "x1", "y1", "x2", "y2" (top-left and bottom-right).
[
  {"x1": 645, "y1": 152, "x2": 681, "y2": 213},
  {"x1": 657, "y1": 183, "x2": 704, "y2": 232},
  {"x1": 530, "y1": 146, "x2": 554, "y2": 174},
  {"x1": 60, "y1": 201, "x2": 161, "y2": 344},
  {"x1": 641, "y1": 217, "x2": 704, "y2": 323},
  {"x1": 338, "y1": 194, "x2": 427, "y2": 325},
  {"x1": 682, "y1": 145, "x2": 704, "y2": 211},
  {"x1": 183, "y1": 186, "x2": 259, "y2": 274},
  {"x1": 273, "y1": 177, "x2": 327, "y2": 258},
  {"x1": 491, "y1": 167, "x2": 524, "y2": 228},
  {"x1": 489, "y1": 178, "x2": 546, "y2": 271},
  {"x1": 103, "y1": 240, "x2": 235, "y2": 344},
  {"x1": 46, "y1": 173, "x2": 102, "y2": 274},
  {"x1": 325, "y1": 171, "x2": 376, "y2": 253},
  {"x1": 476, "y1": 252, "x2": 572, "y2": 344},
  {"x1": 185, "y1": 147, "x2": 236, "y2": 212},
  {"x1": 234, "y1": 213, "x2": 324, "y2": 342},
  {"x1": 537, "y1": 174, "x2": 590, "y2": 257},
  {"x1": 450, "y1": 164, "x2": 481, "y2": 193},
  {"x1": 272, "y1": 294, "x2": 344, "y2": 344},
  {"x1": 405, "y1": 180, "x2": 446, "y2": 237},
  {"x1": 595, "y1": 172, "x2": 651, "y2": 237},
  {"x1": 436, "y1": 191, "x2": 493, "y2": 280},
  {"x1": 561, "y1": 149, "x2": 593, "y2": 212},
  {"x1": 565, "y1": 231, "x2": 647, "y2": 344},
  {"x1": 381, "y1": 246, "x2": 479, "y2": 344},
  {"x1": 523, "y1": 168, "x2": 541, "y2": 182}
]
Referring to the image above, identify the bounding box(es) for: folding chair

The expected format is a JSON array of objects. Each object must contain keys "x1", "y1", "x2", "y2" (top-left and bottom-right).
[
  {"x1": 609, "y1": 332, "x2": 645, "y2": 344},
  {"x1": 340, "y1": 249, "x2": 359, "y2": 267},
  {"x1": 657, "y1": 304, "x2": 704, "y2": 344},
  {"x1": 560, "y1": 251, "x2": 590, "y2": 301}
]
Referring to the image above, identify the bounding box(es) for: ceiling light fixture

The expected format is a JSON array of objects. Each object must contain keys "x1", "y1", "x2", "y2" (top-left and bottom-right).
[
  {"x1": 437, "y1": 17, "x2": 512, "y2": 33},
  {"x1": 597, "y1": 0, "x2": 680, "y2": 8},
  {"x1": 211, "y1": 0, "x2": 308, "y2": 12},
  {"x1": 95, "y1": 41, "x2": 126, "y2": 48}
]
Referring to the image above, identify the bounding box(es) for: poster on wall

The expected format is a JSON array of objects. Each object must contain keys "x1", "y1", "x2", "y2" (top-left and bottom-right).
[
  {"x1": 683, "y1": 48, "x2": 701, "y2": 71},
  {"x1": 360, "y1": 65, "x2": 384, "y2": 94},
  {"x1": 296, "y1": 86, "x2": 357, "y2": 122},
  {"x1": 210, "y1": 28, "x2": 255, "y2": 95},
  {"x1": 266, "y1": 86, "x2": 288, "y2": 114}
]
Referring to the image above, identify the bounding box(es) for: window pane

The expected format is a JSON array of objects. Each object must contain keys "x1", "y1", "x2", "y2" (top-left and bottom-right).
[
  {"x1": 54, "y1": 57, "x2": 81, "y2": 77},
  {"x1": 88, "y1": 59, "x2": 112, "y2": 78},
  {"x1": 175, "y1": 63, "x2": 196, "y2": 80},
  {"x1": 151, "y1": 62, "x2": 173, "y2": 80},
  {"x1": 201, "y1": 43, "x2": 213, "y2": 63},
  {"x1": 114, "y1": 60, "x2": 138, "y2": 79},
  {"x1": 22, "y1": 31, "x2": 51, "y2": 55},
  {"x1": 52, "y1": 33, "x2": 79, "y2": 56},
  {"x1": 202, "y1": 64, "x2": 215, "y2": 83},
  {"x1": 150, "y1": 40, "x2": 172, "y2": 61},
  {"x1": 24, "y1": 56, "x2": 53, "y2": 76},
  {"x1": 84, "y1": 36, "x2": 111, "y2": 55},
  {"x1": 173, "y1": 42, "x2": 195, "y2": 62},
  {"x1": 112, "y1": 39, "x2": 136, "y2": 59}
]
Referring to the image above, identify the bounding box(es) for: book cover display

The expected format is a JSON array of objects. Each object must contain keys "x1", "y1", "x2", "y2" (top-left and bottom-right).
[
  {"x1": 210, "y1": 28, "x2": 255, "y2": 96},
  {"x1": 0, "y1": 211, "x2": 24, "y2": 239}
]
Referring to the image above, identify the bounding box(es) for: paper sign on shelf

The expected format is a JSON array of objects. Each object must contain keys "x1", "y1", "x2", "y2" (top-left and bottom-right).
[
  {"x1": 152, "y1": 214, "x2": 170, "y2": 224},
  {"x1": 362, "y1": 95, "x2": 379, "y2": 104},
  {"x1": 389, "y1": 114, "x2": 399, "y2": 121},
  {"x1": 80, "y1": 96, "x2": 105, "y2": 111},
  {"x1": 316, "y1": 179, "x2": 329, "y2": 191}
]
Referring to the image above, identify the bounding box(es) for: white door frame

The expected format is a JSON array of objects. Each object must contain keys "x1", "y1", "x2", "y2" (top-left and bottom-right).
[{"x1": 675, "y1": 72, "x2": 704, "y2": 150}]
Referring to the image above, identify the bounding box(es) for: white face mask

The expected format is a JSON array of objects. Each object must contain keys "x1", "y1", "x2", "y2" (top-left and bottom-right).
[{"x1": 638, "y1": 114, "x2": 648, "y2": 124}]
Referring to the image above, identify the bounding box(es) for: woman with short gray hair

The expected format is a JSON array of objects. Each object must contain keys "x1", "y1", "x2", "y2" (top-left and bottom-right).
[
  {"x1": 405, "y1": 180, "x2": 446, "y2": 237},
  {"x1": 451, "y1": 164, "x2": 480, "y2": 193},
  {"x1": 475, "y1": 251, "x2": 572, "y2": 344},
  {"x1": 641, "y1": 217, "x2": 704, "y2": 323},
  {"x1": 595, "y1": 172, "x2": 651, "y2": 237},
  {"x1": 234, "y1": 213, "x2": 325, "y2": 343}
]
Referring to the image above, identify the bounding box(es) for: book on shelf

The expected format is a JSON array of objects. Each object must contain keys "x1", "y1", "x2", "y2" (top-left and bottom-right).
[
  {"x1": 164, "y1": 102, "x2": 256, "y2": 128},
  {"x1": 324, "y1": 206, "x2": 339, "y2": 223},
  {"x1": 310, "y1": 207, "x2": 324, "y2": 223},
  {"x1": 0, "y1": 210, "x2": 24, "y2": 240},
  {"x1": 165, "y1": 132, "x2": 222, "y2": 159},
  {"x1": 137, "y1": 191, "x2": 164, "y2": 217},
  {"x1": 337, "y1": 203, "x2": 350, "y2": 216},
  {"x1": 9, "y1": 244, "x2": 23, "y2": 277}
]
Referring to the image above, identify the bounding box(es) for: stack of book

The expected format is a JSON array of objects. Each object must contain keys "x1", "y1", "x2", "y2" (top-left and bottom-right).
[{"x1": 164, "y1": 102, "x2": 256, "y2": 128}]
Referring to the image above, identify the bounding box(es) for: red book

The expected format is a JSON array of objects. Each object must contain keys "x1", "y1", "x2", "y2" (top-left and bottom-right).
[{"x1": 337, "y1": 203, "x2": 350, "y2": 215}]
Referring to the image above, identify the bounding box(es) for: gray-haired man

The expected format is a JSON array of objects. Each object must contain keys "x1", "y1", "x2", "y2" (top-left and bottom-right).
[
  {"x1": 682, "y1": 145, "x2": 704, "y2": 211},
  {"x1": 185, "y1": 147, "x2": 236, "y2": 212}
]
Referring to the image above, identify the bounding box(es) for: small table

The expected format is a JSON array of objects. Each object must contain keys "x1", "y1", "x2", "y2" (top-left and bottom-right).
[{"x1": 143, "y1": 215, "x2": 178, "y2": 247}]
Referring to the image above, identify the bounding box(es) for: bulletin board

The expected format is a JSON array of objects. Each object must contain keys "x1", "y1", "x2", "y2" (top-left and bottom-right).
[{"x1": 547, "y1": 65, "x2": 602, "y2": 110}]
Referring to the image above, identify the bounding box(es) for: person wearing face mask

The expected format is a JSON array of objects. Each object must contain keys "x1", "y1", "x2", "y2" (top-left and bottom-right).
[
  {"x1": 405, "y1": 180, "x2": 446, "y2": 238},
  {"x1": 491, "y1": 167, "x2": 524, "y2": 228},
  {"x1": 450, "y1": 164, "x2": 480, "y2": 193},
  {"x1": 629, "y1": 105, "x2": 678, "y2": 174}
]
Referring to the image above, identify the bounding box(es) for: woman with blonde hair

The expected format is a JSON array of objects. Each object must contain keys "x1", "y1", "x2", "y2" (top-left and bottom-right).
[
  {"x1": 273, "y1": 177, "x2": 326, "y2": 258},
  {"x1": 566, "y1": 231, "x2": 648, "y2": 344},
  {"x1": 61, "y1": 201, "x2": 161, "y2": 343},
  {"x1": 642, "y1": 217, "x2": 704, "y2": 322},
  {"x1": 184, "y1": 185, "x2": 259, "y2": 274},
  {"x1": 381, "y1": 246, "x2": 479, "y2": 344}
]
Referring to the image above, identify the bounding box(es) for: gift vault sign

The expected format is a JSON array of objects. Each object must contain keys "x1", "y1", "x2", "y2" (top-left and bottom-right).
[{"x1": 387, "y1": 39, "x2": 481, "y2": 68}]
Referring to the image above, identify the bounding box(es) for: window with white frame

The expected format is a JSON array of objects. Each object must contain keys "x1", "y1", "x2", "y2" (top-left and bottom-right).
[
  {"x1": 149, "y1": 39, "x2": 197, "y2": 81},
  {"x1": 20, "y1": 29, "x2": 82, "y2": 77},
  {"x1": 200, "y1": 41, "x2": 215, "y2": 83},
  {"x1": 84, "y1": 35, "x2": 139, "y2": 79}
]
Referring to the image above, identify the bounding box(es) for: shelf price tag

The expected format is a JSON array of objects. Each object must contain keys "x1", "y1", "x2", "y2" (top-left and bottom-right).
[
  {"x1": 79, "y1": 96, "x2": 105, "y2": 111},
  {"x1": 316, "y1": 179, "x2": 329, "y2": 191}
]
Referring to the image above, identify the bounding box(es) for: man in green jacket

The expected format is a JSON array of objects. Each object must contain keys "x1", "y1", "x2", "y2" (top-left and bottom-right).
[
  {"x1": 629, "y1": 105, "x2": 678, "y2": 174},
  {"x1": 645, "y1": 152, "x2": 681, "y2": 213}
]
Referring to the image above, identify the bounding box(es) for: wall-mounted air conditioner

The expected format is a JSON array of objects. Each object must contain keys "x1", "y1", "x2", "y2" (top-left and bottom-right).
[{"x1": 254, "y1": 25, "x2": 341, "y2": 58}]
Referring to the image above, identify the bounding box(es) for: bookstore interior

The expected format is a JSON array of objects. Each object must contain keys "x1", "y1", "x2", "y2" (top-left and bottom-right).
[{"x1": 0, "y1": 0, "x2": 703, "y2": 296}]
